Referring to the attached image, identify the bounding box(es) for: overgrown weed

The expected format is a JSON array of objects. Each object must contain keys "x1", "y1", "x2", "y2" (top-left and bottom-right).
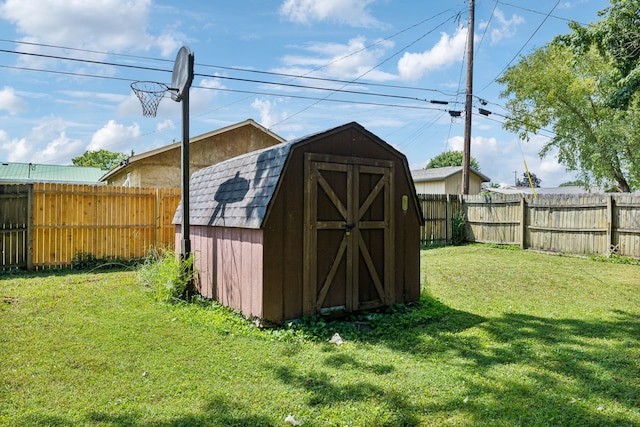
[{"x1": 136, "y1": 248, "x2": 194, "y2": 302}]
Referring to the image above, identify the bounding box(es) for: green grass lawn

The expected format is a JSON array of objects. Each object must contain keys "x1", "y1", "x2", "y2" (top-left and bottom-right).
[{"x1": 1, "y1": 245, "x2": 639, "y2": 426}]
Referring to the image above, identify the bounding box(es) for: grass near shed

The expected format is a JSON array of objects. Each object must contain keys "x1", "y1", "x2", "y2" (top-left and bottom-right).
[{"x1": 1, "y1": 245, "x2": 639, "y2": 426}]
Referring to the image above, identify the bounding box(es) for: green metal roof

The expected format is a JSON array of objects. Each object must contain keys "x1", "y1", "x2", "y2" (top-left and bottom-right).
[{"x1": 0, "y1": 162, "x2": 106, "y2": 184}]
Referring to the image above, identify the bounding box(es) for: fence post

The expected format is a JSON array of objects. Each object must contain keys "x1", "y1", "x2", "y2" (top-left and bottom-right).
[
  {"x1": 154, "y1": 188, "x2": 161, "y2": 250},
  {"x1": 446, "y1": 193, "x2": 451, "y2": 244},
  {"x1": 519, "y1": 196, "x2": 526, "y2": 249},
  {"x1": 459, "y1": 194, "x2": 465, "y2": 243},
  {"x1": 606, "y1": 195, "x2": 613, "y2": 255}
]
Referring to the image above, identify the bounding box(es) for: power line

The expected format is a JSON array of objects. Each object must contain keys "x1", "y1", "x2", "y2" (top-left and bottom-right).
[
  {"x1": 268, "y1": 10, "x2": 463, "y2": 129},
  {"x1": 476, "y1": 0, "x2": 499, "y2": 53},
  {"x1": 195, "y1": 84, "x2": 450, "y2": 112},
  {"x1": 472, "y1": 108, "x2": 556, "y2": 138},
  {"x1": 0, "y1": 35, "x2": 460, "y2": 95},
  {"x1": 479, "y1": 0, "x2": 562, "y2": 92},
  {"x1": 496, "y1": 1, "x2": 589, "y2": 25},
  {"x1": 200, "y1": 64, "x2": 457, "y2": 96},
  {"x1": 0, "y1": 63, "x2": 136, "y2": 83},
  {"x1": 0, "y1": 50, "x2": 456, "y2": 106},
  {"x1": 0, "y1": 48, "x2": 170, "y2": 75},
  {"x1": 195, "y1": 72, "x2": 452, "y2": 104}
]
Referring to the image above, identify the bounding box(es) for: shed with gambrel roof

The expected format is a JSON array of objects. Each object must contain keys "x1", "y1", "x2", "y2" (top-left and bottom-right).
[{"x1": 174, "y1": 122, "x2": 422, "y2": 324}]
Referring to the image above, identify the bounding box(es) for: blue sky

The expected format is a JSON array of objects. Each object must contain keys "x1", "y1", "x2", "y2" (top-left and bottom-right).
[{"x1": 0, "y1": 0, "x2": 609, "y2": 186}]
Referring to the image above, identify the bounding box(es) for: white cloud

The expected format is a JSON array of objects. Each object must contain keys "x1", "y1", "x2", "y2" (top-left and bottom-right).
[
  {"x1": 446, "y1": 133, "x2": 574, "y2": 186},
  {"x1": 482, "y1": 9, "x2": 525, "y2": 45},
  {"x1": 397, "y1": 27, "x2": 467, "y2": 81},
  {"x1": 278, "y1": 36, "x2": 397, "y2": 82},
  {"x1": 0, "y1": 0, "x2": 180, "y2": 57},
  {"x1": 39, "y1": 132, "x2": 85, "y2": 163},
  {"x1": 251, "y1": 98, "x2": 285, "y2": 129},
  {"x1": 156, "y1": 119, "x2": 175, "y2": 132},
  {"x1": 559, "y1": 0, "x2": 589, "y2": 10},
  {"x1": 187, "y1": 78, "x2": 225, "y2": 113},
  {"x1": 0, "y1": 129, "x2": 26, "y2": 162},
  {"x1": 0, "y1": 87, "x2": 28, "y2": 114},
  {"x1": 0, "y1": 117, "x2": 84, "y2": 163},
  {"x1": 155, "y1": 33, "x2": 182, "y2": 58},
  {"x1": 88, "y1": 120, "x2": 141, "y2": 152},
  {"x1": 279, "y1": 0, "x2": 384, "y2": 28}
]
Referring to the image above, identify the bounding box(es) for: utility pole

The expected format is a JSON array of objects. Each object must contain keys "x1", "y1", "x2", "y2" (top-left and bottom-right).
[{"x1": 462, "y1": 0, "x2": 474, "y2": 194}]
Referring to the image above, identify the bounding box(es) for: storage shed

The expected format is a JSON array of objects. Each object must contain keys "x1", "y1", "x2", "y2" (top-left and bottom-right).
[{"x1": 174, "y1": 122, "x2": 423, "y2": 324}]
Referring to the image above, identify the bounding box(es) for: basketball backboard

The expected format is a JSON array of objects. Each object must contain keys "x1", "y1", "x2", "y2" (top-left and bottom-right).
[{"x1": 171, "y1": 46, "x2": 194, "y2": 102}]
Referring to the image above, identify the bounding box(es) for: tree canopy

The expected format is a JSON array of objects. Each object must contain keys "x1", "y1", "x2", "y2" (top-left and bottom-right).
[
  {"x1": 72, "y1": 149, "x2": 128, "y2": 171},
  {"x1": 497, "y1": 4, "x2": 640, "y2": 192},
  {"x1": 425, "y1": 150, "x2": 480, "y2": 171},
  {"x1": 516, "y1": 172, "x2": 541, "y2": 188},
  {"x1": 559, "y1": 0, "x2": 640, "y2": 109}
]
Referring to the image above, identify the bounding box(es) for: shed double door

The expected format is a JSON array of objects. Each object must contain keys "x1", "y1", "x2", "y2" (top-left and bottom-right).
[{"x1": 303, "y1": 153, "x2": 394, "y2": 316}]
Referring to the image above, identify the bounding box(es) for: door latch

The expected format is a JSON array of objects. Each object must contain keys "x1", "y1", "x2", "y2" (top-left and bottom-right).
[{"x1": 343, "y1": 223, "x2": 355, "y2": 236}]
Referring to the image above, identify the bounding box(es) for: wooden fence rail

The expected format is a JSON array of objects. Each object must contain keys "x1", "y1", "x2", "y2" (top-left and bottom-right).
[
  {"x1": 418, "y1": 193, "x2": 640, "y2": 258},
  {"x1": 1, "y1": 183, "x2": 181, "y2": 270},
  {"x1": 4, "y1": 188, "x2": 639, "y2": 270}
]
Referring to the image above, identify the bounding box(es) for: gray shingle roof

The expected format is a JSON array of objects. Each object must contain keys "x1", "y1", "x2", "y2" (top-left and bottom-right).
[{"x1": 173, "y1": 140, "x2": 294, "y2": 228}]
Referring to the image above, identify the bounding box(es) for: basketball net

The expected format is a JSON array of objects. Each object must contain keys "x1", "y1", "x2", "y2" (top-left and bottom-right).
[{"x1": 130, "y1": 81, "x2": 170, "y2": 118}]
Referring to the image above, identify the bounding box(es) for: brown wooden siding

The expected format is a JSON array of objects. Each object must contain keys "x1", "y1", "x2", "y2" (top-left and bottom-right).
[{"x1": 262, "y1": 126, "x2": 421, "y2": 321}]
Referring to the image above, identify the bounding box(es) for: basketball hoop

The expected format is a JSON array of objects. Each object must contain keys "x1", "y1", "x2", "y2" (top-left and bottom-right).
[{"x1": 130, "y1": 81, "x2": 172, "y2": 118}]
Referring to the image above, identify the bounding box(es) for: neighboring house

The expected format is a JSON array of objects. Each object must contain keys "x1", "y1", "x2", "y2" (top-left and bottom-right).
[
  {"x1": 0, "y1": 162, "x2": 105, "y2": 184},
  {"x1": 101, "y1": 118, "x2": 285, "y2": 188},
  {"x1": 411, "y1": 166, "x2": 490, "y2": 194}
]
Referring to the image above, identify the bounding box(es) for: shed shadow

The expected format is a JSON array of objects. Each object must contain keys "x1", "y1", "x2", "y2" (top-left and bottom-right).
[
  {"x1": 287, "y1": 295, "x2": 486, "y2": 355},
  {"x1": 209, "y1": 171, "x2": 249, "y2": 224},
  {"x1": 276, "y1": 301, "x2": 640, "y2": 425}
]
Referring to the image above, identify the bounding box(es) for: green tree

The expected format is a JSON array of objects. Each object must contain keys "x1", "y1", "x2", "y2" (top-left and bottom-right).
[
  {"x1": 516, "y1": 172, "x2": 541, "y2": 188},
  {"x1": 72, "y1": 149, "x2": 128, "y2": 170},
  {"x1": 559, "y1": 179, "x2": 588, "y2": 188},
  {"x1": 497, "y1": 40, "x2": 640, "y2": 192},
  {"x1": 425, "y1": 150, "x2": 480, "y2": 171},
  {"x1": 559, "y1": 0, "x2": 640, "y2": 109}
]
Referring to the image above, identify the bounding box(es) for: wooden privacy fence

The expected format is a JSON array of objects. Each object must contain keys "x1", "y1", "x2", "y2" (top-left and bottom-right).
[
  {"x1": 1, "y1": 183, "x2": 181, "y2": 270},
  {"x1": 418, "y1": 193, "x2": 461, "y2": 246},
  {"x1": 0, "y1": 184, "x2": 31, "y2": 270},
  {"x1": 419, "y1": 193, "x2": 640, "y2": 258}
]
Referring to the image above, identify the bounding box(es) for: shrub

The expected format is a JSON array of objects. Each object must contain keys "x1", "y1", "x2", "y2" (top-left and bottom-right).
[
  {"x1": 136, "y1": 248, "x2": 195, "y2": 302},
  {"x1": 451, "y1": 210, "x2": 466, "y2": 245},
  {"x1": 71, "y1": 251, "x2": 140, "y2": 271}
]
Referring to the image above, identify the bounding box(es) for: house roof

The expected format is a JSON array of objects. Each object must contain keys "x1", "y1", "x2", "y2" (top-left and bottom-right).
[
  {"x1": 174, "y1": 121, "x2": 421, "y2": 229},
  {"x1": 487, "y1": 186, "x2": 605, "y2": 195},
  {"x1": 100, "y1": 118, "x2": 285, "y2": 182},
  {"x1": 411, "y1": 166, "x2": 491, "y2": 183},
  {"x1": 0, "y1": 162, "x2": 105, "y2": 184}
]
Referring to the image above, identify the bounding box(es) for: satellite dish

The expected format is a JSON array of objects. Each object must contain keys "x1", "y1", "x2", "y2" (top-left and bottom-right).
[{"x1": 171, "y1": 46, "x2": 194, "y2": 102}]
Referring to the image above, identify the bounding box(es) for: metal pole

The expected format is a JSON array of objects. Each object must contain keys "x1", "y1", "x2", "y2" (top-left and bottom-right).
[
  {"x1": 462, "y1": 0, "x2": 474, "y2": 195},
  {"x1": 181, "y1": 88, "x2": 191, "y2": 260}
]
